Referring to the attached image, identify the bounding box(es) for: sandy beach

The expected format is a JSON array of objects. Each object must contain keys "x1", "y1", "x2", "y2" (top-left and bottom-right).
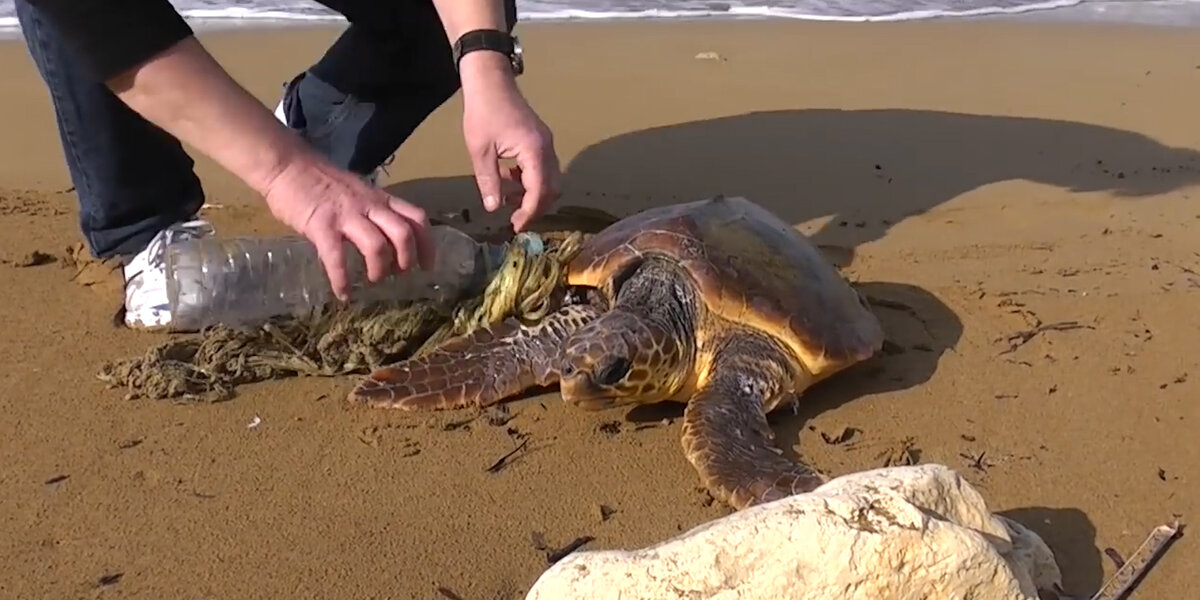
[{"x1": 1, "y1": 18, "x2": 1197, "y2": 599}]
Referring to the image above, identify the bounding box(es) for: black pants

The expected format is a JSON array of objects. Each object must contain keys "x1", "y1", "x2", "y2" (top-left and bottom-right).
[{"x1": 16, "y1": 0, "x2": 518, "y2": 259}]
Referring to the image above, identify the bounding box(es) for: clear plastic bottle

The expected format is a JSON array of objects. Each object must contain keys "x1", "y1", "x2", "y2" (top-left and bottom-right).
[{"x1": 162, "y1": 225, "x2": 517, "y2": 331}]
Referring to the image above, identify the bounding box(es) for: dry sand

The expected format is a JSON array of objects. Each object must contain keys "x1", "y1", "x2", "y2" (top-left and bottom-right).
[{"x1": 1, "y1": 18, "x2": 1197, "y2": 599}]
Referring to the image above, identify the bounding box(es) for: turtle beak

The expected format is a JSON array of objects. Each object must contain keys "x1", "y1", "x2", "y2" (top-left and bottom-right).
[
  {"x1": 571, "y1": 396, "x2": 620, "y2": 411},
  {"x1": 560, "y1": 372, "x2": 619, "y2": 411}
]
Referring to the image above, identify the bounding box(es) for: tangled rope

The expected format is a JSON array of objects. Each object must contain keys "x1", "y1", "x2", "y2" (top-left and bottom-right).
[{"x1": 419, "y1": 230, "x2": 588, "y2": 354}]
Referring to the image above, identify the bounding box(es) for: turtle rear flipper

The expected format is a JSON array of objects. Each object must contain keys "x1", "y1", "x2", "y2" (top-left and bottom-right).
[
  {"x1": 680, "y1": 331, "x2": 828, "y2": 510},
  {"x1": 348, "y1": 304, "x2": 602, "y2": 410}
]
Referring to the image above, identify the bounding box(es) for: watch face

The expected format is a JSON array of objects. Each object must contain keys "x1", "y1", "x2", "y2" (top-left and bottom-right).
[{"x1": 511, "y1": 36, "x2": 525, "y2": 75}]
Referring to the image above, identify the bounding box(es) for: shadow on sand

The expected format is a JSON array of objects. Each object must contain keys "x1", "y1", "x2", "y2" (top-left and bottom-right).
[
  {"x1": 387, "y1": 109, "x2": 1169, "y2": 595},
  {"x1": 391, "y1": 108, "x2": 1200, "y2": 264},
  {"x1": 1001, "y1": 506, "x2": 1104, "y2": 596}
]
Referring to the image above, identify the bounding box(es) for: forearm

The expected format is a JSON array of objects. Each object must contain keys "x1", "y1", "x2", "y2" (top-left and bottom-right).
[
  {"x1": 428, "y1": 0, "x2": 509, "y2": 43},
  {"x1": 107, "y1": 37, "x2": 312, "y2": 196}
]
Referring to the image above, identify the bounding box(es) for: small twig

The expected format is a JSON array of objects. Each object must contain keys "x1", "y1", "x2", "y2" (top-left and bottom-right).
[
  {"x1": 959, "y1": 451, "x2": 991, "y2": 473},
  {"x1": 863, "y1": 295, "x2": 917, "y2": 314},
  {"x1": 436, "y1": 586, "x2": 465, "y2": 600},
  {"x1": 864, "y1": 294, "x2": 940, "y2": 343},
  {"x1": 1159, "y1": 258, "x2": 1199, "y2": 277},
  {"x1": 546, "y1": 536, "x2": 595, "y2": 564},
  {"x1": 259, "y1": 323, "x2": 318, "y2": 371},
  {"x1": 97, "y1": 573, "x2": 124, "y2": 587},
  {"x1": 485, "y1": 439, "x2": 528, "y2": 473},
  {"x1": 997, "y1": 320, "x2": 1094, "y2": 355},
  {"x1": 1089, "y1": 519, "x2": 1183, "y2": 600}
]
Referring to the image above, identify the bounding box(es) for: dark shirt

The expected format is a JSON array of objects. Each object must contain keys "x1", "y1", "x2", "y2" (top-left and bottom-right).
[{"x1": 25, "y1": 0, "x2": 194, "y2": 82}]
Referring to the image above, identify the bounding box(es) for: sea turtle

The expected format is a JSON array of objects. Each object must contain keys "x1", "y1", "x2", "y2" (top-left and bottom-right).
[{"x1": 349, "y1": 195, "x2": 885, "y2": 510}]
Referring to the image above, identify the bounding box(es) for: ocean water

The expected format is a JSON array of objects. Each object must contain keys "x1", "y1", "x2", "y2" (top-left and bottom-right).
[{"x1": 2, "y1": 0, "x2": 1200, "y2": 31}]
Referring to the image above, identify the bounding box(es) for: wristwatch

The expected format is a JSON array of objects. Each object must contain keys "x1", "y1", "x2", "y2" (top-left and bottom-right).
[{"x1": 452, "y1": 29, "x2": 524, "y2": 77}]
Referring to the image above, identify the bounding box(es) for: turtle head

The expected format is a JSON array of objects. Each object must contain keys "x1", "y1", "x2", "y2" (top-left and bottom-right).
[{"x1": 558, "y1": 310, "x2": 691, "y2": 411}]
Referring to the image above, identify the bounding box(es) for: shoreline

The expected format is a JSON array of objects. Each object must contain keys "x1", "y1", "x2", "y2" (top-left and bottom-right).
[
  {"x1": 1, "y1": 15, "x2": 1197, "y2": 600},
  {"x1": 2, "y1": 2, "x2": 1200, "y2": 41}
]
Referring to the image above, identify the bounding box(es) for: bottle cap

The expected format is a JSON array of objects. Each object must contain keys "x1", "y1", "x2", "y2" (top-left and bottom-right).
[{"x1": 513, "y1": 232, "x2": 545, "y2": 256}]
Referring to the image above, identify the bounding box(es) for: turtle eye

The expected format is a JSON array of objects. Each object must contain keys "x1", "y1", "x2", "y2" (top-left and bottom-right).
[{"x1": 594, "y1": 356, "x2": 632, "y2": 386}]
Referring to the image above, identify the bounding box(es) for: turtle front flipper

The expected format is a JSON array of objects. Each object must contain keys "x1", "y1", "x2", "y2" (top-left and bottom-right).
[
  {"x1": 680, "y1": 331, "x2": 828, "y2": 510},
  {"x1": 348, "y1": 303, "x2": 602, "y2": 410}
]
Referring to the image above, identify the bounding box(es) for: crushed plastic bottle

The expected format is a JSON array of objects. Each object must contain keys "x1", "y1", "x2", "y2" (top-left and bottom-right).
[{"x1": 162, "y1": 225, "x2": 532, "y2": 331}]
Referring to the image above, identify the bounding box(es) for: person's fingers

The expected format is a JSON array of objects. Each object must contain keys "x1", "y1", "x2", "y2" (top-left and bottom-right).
[
  {"x1": 365, "y1": 203, "x2": 417, "y2": 273},
  {"x1": 387, "y1": 197, "x2": 434, "y2": 272},
  {"x1": 469, "y1": 142, "x2": 504, "y2": 212},
  {"x1": 308, "y1": 223, "x2": 351, "y2": 302},
  {"x1": 511, "y1": 166, "x2": 544, "y2": 232},
  {"x1": 341, "y1": 213, "x2": 394, "y2": 284},
  {"x1": 501, "y1": 164, "x2": 524, "y2": 185},
  {"x1": 501, "y1": 165, "x2": 525, "y2": 208},
  {"x1": 512, "y1": 150, "x2": 561, "y2": 232}
]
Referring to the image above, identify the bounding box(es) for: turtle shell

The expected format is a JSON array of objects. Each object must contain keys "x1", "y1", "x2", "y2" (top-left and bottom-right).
[{"x1": 567, "y1": 195, "x2": 884, "y2": 378}]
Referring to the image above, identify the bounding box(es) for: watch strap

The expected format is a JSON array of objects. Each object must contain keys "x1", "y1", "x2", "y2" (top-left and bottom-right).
[{"x1": 452, "y1": 29, "x2": 517, "y2": 72}]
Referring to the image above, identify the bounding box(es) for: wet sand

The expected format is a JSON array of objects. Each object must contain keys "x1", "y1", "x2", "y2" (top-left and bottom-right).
[{"x1": 0, "y1": 19, "x2": 1197, "y2": 599}]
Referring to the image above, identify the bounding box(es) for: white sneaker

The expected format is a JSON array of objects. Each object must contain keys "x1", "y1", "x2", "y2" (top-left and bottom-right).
[{"x1": 122, "y1": 219, "x2": 215, "y2": 330}]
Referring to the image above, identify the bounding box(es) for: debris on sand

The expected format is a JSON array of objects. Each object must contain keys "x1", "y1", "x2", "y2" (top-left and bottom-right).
[
  {"x1": 1087, "y1": 519, "x2": 1183, "y2": 600},
  {"x1": 1, "y1": 250, "x2": 55, "y2": 267},
  {"x1": 820, "y1": 426, "x2": 859, "y2": 445},
  {"x1": 96, "y1": 299, "x2": 452, "y2": 403},
  {"x1": 593, "y1": 504, "x2": 617, "y2": 523},
  {"x1": 58, "y1": 242, "x2": 123, "y2": 290},
  {"x1": 993, "y1": 305, "x2": 1096, "y2": 356},
  {"x1": 485, "y1": 438, "x2": 529, "y2": 474},
  {"x1": 531, "y1": 531, "x2": 596, "y2": 565},
  {"x1": 877, "y1": 436, "x2": 920, "y2": 468}
]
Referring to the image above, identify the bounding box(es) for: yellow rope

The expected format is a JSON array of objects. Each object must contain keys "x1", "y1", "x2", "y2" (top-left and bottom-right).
[{"x1": 420, "y1": 230, "x2": 589, "y2": 355}]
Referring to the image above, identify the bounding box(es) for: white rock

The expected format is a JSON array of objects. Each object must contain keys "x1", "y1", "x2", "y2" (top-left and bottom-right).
[{"x1": 524, "y1": 464, "x2": 1063, "y2": 600}]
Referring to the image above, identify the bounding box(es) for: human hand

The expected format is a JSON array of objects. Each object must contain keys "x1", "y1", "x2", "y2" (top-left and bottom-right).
[
  {"x1": 262, "y1": 154, "x2": 433, "y2": 302},
  {"x1": 99, "y1": 36, "x2": 433, "y2": 302},
  {"x1": 459, "y1": 52, "x2": 562, "y2": 232}
]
